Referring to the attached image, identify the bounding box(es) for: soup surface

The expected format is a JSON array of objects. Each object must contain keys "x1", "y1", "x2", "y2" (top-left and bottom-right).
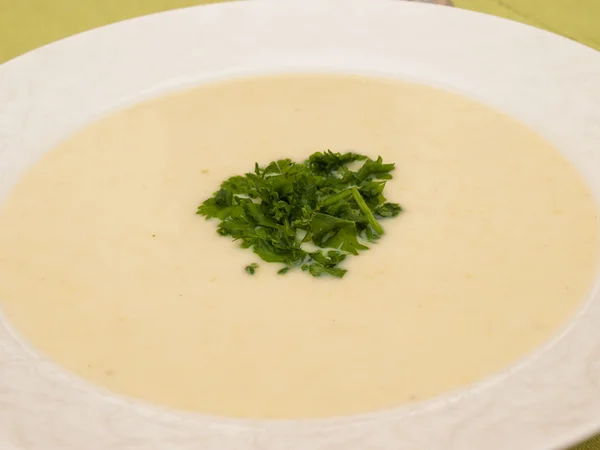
[{"x1": 0, "y1": 75, "x2": 597, "y2": 418}]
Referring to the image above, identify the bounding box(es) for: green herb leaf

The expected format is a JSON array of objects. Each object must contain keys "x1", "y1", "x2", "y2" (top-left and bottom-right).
[
  {"x1": 374, "y1": 202, "x2": 403, "y2": 218},
  {"x1": 309, "y1": 213, "x2": 368, "y2": 255},
  {"x1": 245, "y1": 263, "x2": 259, "y2": 275},
  {"x1": 197, "y1": 150, "x2": 402, "y2": 277}
]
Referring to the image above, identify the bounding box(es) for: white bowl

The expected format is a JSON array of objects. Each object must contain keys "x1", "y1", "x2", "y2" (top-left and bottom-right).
[{"x1": 1, "y1": 1, "x2": 600, "y2": 449}]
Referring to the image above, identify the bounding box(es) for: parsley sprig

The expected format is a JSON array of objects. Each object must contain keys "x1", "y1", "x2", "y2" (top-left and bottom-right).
[{"x1": 197, "y1": 151, "x2": 402, "y2": 277}]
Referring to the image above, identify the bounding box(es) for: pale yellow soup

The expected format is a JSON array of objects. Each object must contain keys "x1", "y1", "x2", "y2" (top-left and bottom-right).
[{"x1": 0, "y1": 75, "x2": 597, "y2": 419}]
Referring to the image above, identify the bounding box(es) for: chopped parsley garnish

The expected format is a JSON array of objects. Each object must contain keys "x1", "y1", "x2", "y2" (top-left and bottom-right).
[
  {"x1": 245, "y1": 263, "x2": 259, "y2": 275},
  {"x1": 197, "y1": 150, "x2": 402, "y2": 277}
]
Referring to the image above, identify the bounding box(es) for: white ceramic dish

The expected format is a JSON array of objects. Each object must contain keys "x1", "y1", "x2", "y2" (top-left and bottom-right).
[{"x1": 1, "y1": 1, "x2": 600, "y2": 449}]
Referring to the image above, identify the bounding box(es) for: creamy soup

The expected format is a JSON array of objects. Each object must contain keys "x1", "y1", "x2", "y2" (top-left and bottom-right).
[{"x1": 0, "y1": 75, "x2": 597, "y2": 419}]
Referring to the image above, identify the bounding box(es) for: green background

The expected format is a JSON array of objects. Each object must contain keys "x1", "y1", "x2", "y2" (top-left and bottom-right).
[{"x1": 0, "y1": 0, "x2": 598, "y2": 448}]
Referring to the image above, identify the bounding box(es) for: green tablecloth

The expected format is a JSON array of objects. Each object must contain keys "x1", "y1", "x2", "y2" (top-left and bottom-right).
[{"x1": 0, "y1": 0, "x2": 598, "y2": 448}]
